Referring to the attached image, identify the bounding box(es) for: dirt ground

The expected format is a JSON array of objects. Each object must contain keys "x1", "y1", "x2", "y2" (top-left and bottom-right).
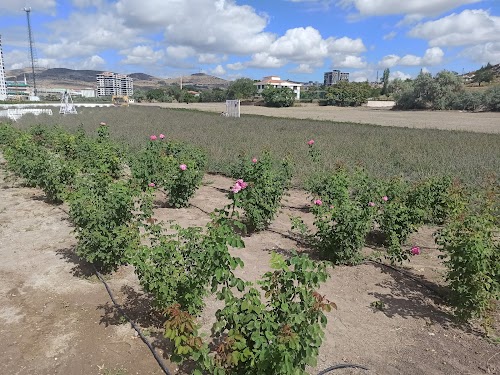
[
  {"x1": 1, "y1": 157, "x2": 499, "y2": 375},
  {"x1": 137, "y1": 102, "x2": 500, "y2": 134}
]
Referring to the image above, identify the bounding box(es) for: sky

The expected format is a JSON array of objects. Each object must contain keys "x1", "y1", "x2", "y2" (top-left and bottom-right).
[{"x1": 0, "y1": 0, "x2": 499, "y2": 82}]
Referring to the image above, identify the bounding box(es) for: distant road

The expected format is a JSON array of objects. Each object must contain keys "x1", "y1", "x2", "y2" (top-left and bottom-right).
[{"x1": 138, "y1": 102, "x2": 500, "y2": 134}]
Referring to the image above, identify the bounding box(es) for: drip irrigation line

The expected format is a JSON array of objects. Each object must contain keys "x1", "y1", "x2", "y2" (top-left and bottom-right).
[
  {"x1": 93, "y1": 265, "x2": 172, "y2": 375},
  {"x1": 317, "y1": 363, "x2": 369, "y2": 374},
  {"x1": 364, "y1": 259, "x2": 446, "y2": 301}
]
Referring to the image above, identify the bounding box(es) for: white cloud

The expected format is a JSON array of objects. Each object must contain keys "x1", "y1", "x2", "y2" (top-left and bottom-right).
[
  {"x1": 247, "y1": 52, "x2": 285, "y2": 69},
  {"x1": 338, "y1": 0, "x2": 481, "y2": 19},
  {"x1": 378, "y1": 55, "x2": 401, "y2": 68},
  {"x1": 72, "y1": 0, "x2": 104, "y2": 7},
  {"x1": 461, "y1": 42, "x2": 500, "y2": 64},
  {"x1": 383, "y1": 31, "x2": 397, "y2": 40},
  {"x1": 334, "y1": 55, "x2": 367, "y2": 68},
  {"x1": 289, "y1": 63, "x2": 315, "y2": 74},
  {"x1": 409, "y1": 9, "x2": 500, "y2": 47},
  {"x1": 349, "y1": 69, "x2": 374, "y2": 82},
  {"x1": 378, "y1": 47, "x2": 444, "y2": 67},
  {"x1": 198, "y1": 54, "x2": 227, "y2": 64},
  {"x1": 327, "y1": 36, "x2": 366, "y2": 54},
  {"x1": 79, "y1": 55, "x2": 106, "y2": 69},
  {"x1": 166, "y1": 46, "x2": 195, "y2": 60},
  {"x1": 121, "y1": 45, "x2": 165, "y2": 65},
  {"x1": 210, "y1": 65, "x2": 226, "y2": 76},
  {"x1": 390, "y1": 71, "x2": 412, "y2": 80},
  {"x1": 44, "y1": 12, "x2": 141, "y2": 58},
  {"x1": 226, "y1": 62, "x2": 246, "y2": 70},
  {"x1": 0, "y1": 0, "x2": 56, "y2": 13},
  {"x1": 116, "y1": 0, "x2": 275, "y2": 55}
]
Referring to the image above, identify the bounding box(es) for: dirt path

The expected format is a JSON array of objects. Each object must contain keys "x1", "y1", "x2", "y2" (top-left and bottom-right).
[
  {"x1": 0, "y1": 160, "x2": 498, "y2": 374},
  {"x1": 138, "y1": 102, "x2": 500, "y2": 134}
]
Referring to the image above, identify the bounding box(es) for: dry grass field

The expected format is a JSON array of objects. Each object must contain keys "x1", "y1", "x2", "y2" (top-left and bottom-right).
[{"x1": 140, "y1": 102, "x2": 500, "y2": 134}]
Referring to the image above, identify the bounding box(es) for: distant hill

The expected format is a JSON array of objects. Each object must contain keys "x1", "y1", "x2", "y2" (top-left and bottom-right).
[
  {"x1": 462, "y1": 63, "x2": 500, "y2": 83},
  {"x1": 4, "y1": 68, "x2": 230, "y2": 90}
]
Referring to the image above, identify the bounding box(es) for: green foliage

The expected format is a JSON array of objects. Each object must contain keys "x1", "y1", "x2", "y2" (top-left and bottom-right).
[
  {"x1": 437, "y1": 188, "x2": 499, "y2": 325},
  {"x1": 324, "y1": 81, "x2": 371, "y2": 107},
  {"x1": 165, "y1": 253, "x2": 334, "y2": 375},
  {"x1": 145, "y1": 88, "x2": 173, "y2": 102},
  {"x1": 230, "y1": 152, "x2": 292, "y2": 231},
  {"x1": 261, "y1": 86, "x2": 296, "y2": 108},
  {"x1": 473, "y1": 67, "x2": 494, "y2": 87},
  {"x1": 227, "y1": 78, "x2": 257, "y2": 100},
  {"x1": 68, "y1": 177, "x2": 150, "y2": 272},
  {"x1": 395, "y1": 70, "x2": 467, "y2": 110},
  {"x1": 0, "y1": 123, "x2": 21, "y2": 146},
  {"x1": 131, "y1": 137, "x2": 207, "y2": 207},
  {"x1": 131, "y1": 210, "x2": 245, "y2": 315},
  {"x1": 199, "y1": 88, "x2": 227, "y2": 102},
  {"x1": 484, "y1": 86, "x2": 500, "y2": 111},
  {"x1": 305, "y1": 167, "x2": 381, "y2": 264},
  {"x1": 381, "y1": 68, "x2": 390, "y2": 95}
]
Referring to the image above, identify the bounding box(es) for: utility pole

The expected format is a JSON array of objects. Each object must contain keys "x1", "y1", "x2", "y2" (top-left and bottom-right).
[
  {"x1": 24, "y1": 7, "x2": 38, "y2": 96},
  {"x1": 0, "y1": 35, "x2": 7, "y2": 101}
]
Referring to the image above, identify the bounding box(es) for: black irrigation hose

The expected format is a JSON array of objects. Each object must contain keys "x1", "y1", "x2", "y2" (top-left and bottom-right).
[
  {"x1": 317, "y1": 364, "x2": 370, "y2": 374},
  {"x1": 93, "y1": 265, "x2": 172, "y2": 375},
  {"x1": 364, "y1": 259, "x2": 447, "y2": 301}
]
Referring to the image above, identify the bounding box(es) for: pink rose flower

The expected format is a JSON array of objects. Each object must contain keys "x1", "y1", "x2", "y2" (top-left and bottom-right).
[
  {"x1": 231, "y1": 185, "x2": 242, "y2": 193},
  {"x1": 314, "y1": 199, "x2": 322, "y2": 206},
  {"x1": 179, "y1": 164, "x2": 187, "y2": 171},
  {"x1": 411, "y1": 246, "x2": 421, "y2": 255},
  {"x1": 307, "y1": 139, "x2": 315, "y2": 146},
  {"x1": 382, "y1": 196, "x2": 388, "y2": 202},
  {"x1": 150, "y1": 135, "x2": 157, "y2": 141},
  {"x1": 159, "y1": 133, "x2": 165, "y2": 139},
  {"x1": 252, "y1": 158, "x2": 258, "y2": 163},
  {"x1": 148, "y1": 182, "x2": 155, "y2": 187},
  {"x1": 368, "y1": 202, "x2": 375, "y2": 207}
]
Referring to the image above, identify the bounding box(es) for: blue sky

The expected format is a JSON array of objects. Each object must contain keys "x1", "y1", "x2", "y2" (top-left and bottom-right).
[{"x1": 1, "y1": 0, "x2": 499, "y2": 82}]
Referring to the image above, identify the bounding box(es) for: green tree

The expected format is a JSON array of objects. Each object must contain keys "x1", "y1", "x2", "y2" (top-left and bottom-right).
[
  {"x1": 325, "y1": 81, "x2": 371, "y2": 107},
  {"x1": 381, "y1": 68, "x2": 390, "y2": 95},
  {"x1": 473, "y1": 69, "x2": 494, "y2": 87},
  {"x1": 227, "y1": 78, "x2": 257, "y2": 100},
  {"x1": 261, "y1": 85, "x2": 295, "y2": 107}
]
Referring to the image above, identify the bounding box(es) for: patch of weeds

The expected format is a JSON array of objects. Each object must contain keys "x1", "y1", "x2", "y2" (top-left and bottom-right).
[{"x1": 370, "y1": 300, "x2": 385, "y2": 311}]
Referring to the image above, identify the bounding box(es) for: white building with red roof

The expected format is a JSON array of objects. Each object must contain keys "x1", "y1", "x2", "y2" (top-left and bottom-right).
[{"x1": 254, "y1": 76, "x2": 302, "y2": 99}]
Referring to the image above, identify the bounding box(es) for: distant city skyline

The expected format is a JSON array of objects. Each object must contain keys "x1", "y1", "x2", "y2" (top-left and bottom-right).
[{"x1": 0, "y1": 1, "x2": 499, "y2": 82}]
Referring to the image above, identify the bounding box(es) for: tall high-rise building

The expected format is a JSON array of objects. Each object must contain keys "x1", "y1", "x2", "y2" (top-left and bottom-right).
[
  {"x1": 0, "y1": 35, "x2": 7, "y2": 101},
  {"x1": 324, "y1": 70, "x2": 349, "y2": 86},
  {"x1": 96, "y1": 72, "x2": 133, "y2": 97}
]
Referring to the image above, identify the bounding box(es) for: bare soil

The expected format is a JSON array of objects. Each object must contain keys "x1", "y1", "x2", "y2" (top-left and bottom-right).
[
  {"x1": 0, "y1": 159, "x2": 498, "y2": 375},
  {"x1": 138, "y1": 102, "x2": 500, "y2": 134}
]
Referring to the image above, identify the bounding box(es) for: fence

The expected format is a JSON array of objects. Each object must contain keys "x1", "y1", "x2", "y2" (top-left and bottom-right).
[{"x1": 0, "y1": 108, "x2": 53, "y2": 121}]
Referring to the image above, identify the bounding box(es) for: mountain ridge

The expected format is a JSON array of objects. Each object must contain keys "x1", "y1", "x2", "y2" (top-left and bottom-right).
[{"x1": 4, "y1": 68, "x2": 230, "y2": 90}]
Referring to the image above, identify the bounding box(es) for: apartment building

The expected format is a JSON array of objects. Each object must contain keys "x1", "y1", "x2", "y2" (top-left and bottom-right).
[
  {"x1": 324, "y1": 70, "x2": 349, "y2": 86},
  {"x1": 254, "y1": 76, "x2": 302, "y2": 99},
  {"x1": 96, "y1": 71, "x2": 133, "y2": 97}
]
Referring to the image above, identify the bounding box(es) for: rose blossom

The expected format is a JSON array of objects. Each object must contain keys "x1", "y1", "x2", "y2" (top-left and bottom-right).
[
  {"x1": 179, "y1": 164, "x2": 187, "y2": 171},
  {"x1": 159, "y1": 133, "x2": 165, "y2": 139},
  {"x1": 314, "y1": 199, "x2": 322, "y2": 206},
  {"x1": 382, "y1": 196, "x2": 388, "y2": 202},
  {"x1": 150, "y1": 135, "x2": 157, "y2": 141},
  {"x1": 411, "y1": 246, "x2": 421, "y2": 255},
  {"x1": 148, "y1": 182, "x2": 155, "y2": 187},
  {"x1": 307, "y1": 139, "x2": 315, "y2": 146}
]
